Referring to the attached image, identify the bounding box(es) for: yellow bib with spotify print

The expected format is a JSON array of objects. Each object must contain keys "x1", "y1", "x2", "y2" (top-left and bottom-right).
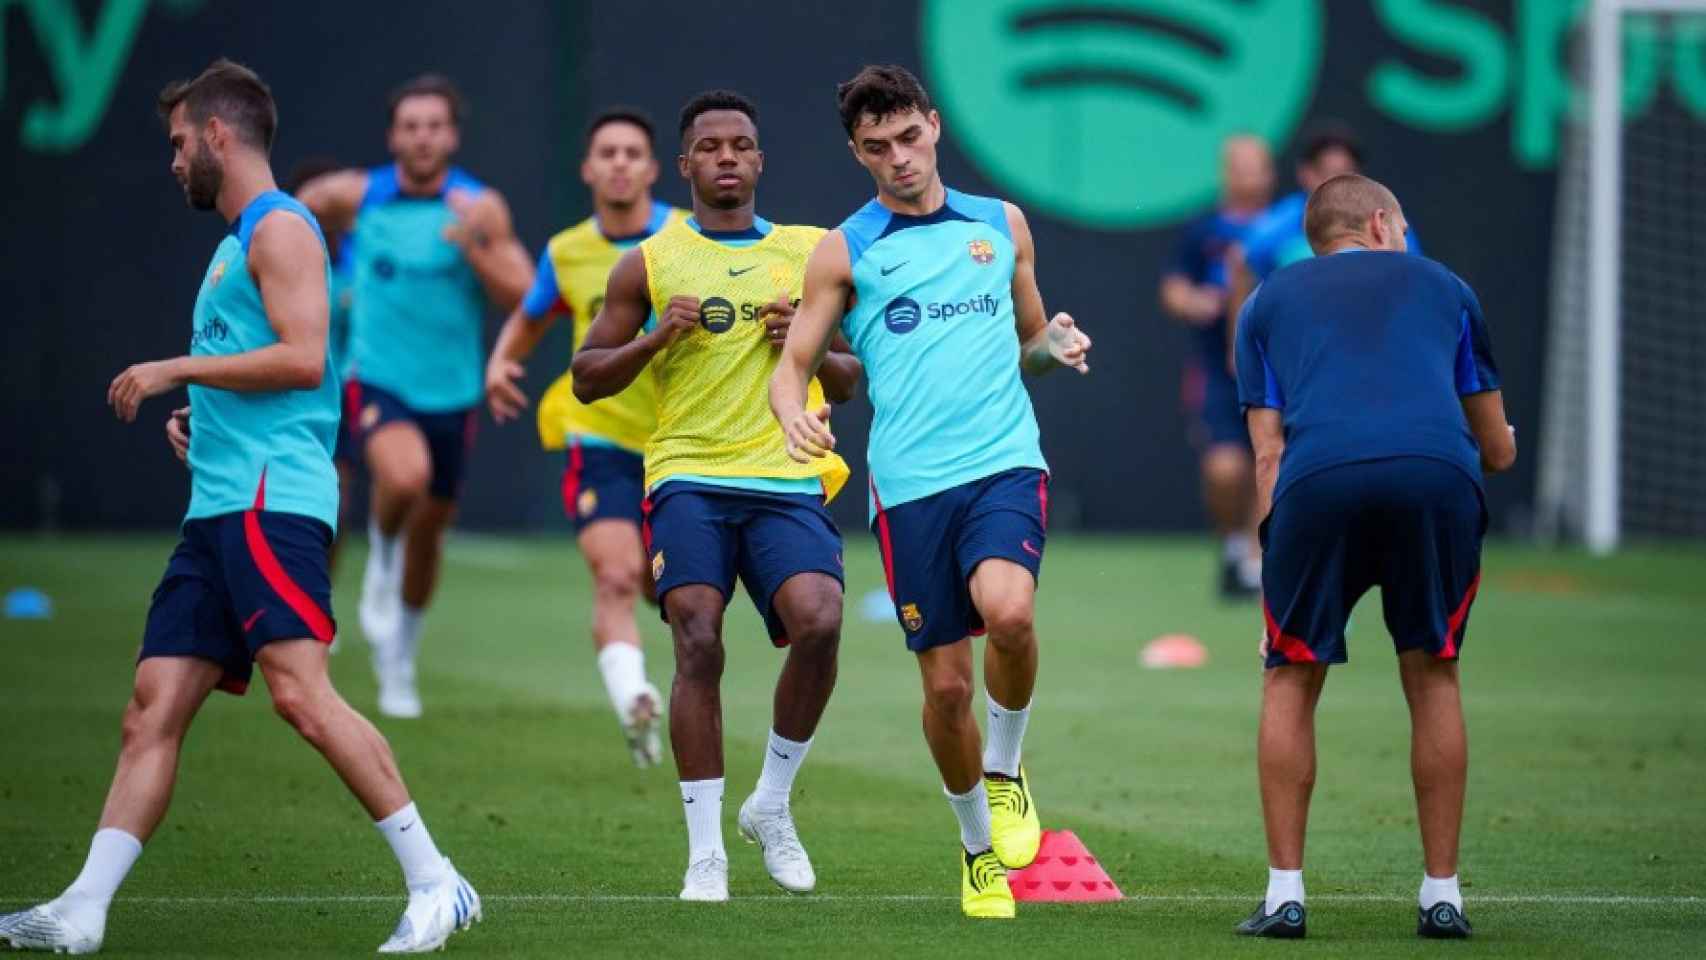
[
  {"x1": 534, "y1": 207, "x2": 688, "y2": 453},
  {"x1": 639, "y1": 220, "x2": 849, "y2": 501}
]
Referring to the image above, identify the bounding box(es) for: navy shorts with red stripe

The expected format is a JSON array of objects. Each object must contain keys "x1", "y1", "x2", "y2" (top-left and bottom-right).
[
  {"x1": 141, "y1": 511, "x2": 336, "y2": 694},
  {"x1": 643, "y1": 481, "x2": 843, "y2": 647},
  {"x1": 1184, "y1": 355, "x2": 1250, "y2": 449},
  {"x1": 1260, "y1": 457, "x2": 1485, "y2": 669},
  {"x1": 873, "y1": 468, "x2": 1049, "y2": 653},
  {"x1": 562, "y1": 439, "x2": 645, "y2": 533},
  {"x1": 348, "y1": 381, "x2": 475, "y2": 500}
]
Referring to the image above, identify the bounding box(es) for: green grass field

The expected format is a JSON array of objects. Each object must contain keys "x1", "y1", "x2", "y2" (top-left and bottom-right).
[{"x1": 2, "y1": 534, "x2": 1703, "y2": 957}]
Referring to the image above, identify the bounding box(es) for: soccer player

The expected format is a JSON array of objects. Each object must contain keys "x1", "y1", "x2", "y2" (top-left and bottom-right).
[
  {"x1": 1232, "y1": 175, "x2": 1514, "y2": 940},
  {"x1": 572, "y1": 90, "x2": 862, "y2": 902},
  {"x1": 770, "y1": 65, "x2": 1093, "y2": 919},
  {"x1": 485, "y1": 107, "x2": 686, "y2": 766},
  {"x1": 298, "y1": 75, "x2": 533, "y2": 718},
  {"x1": 0, "y1": 60, "x2": 478, "y2": 955},
  {"x1": 1158, "y1": 134, "x2": 1274, "y2": 600}
]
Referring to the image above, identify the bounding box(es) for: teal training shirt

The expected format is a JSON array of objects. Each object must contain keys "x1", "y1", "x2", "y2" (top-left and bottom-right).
[
  {"x1": 185, "y1": 191, "x2": 339, "y2": 530},
  {"x1": 837, "y1": 188, "x2": 1047, "y2": 519},
  {"x1": 347, "y1": 165, "x2": 488, "y2": 412}
]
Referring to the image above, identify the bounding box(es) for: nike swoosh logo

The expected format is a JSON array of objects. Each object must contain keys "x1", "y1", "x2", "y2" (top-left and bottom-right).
[
  {"x1": 728, "y1": 265, "x2": 757, "y2": 276},
  {"x1": 683, "y1": 797, "x2": 695, "y2": 804},
  {"x1": 1021, "y1": 540, "x2": 1041, "y2": 558},
  {"x1": 771, "y1": 747, "x2": 791, "y2": 760},
  {"x1": 880, "y1": 261, "x2": 908, "y2": 276},
  {"x1": 400, "y1": 820, "x2": 416, "y2": 832},
  {"x1": 242, "y1": 609, "x2": 265, "y2": 632}
]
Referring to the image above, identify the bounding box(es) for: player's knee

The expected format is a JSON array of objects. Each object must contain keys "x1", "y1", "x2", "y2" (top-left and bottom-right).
[
  {"x1": 922, "y1": 669, "x2": 974, "y2": 717},
  {"x1": 981, "y1": 598, "x2": 1035, "y2": 649},
  {"x1": 672, "y1": 614, "x2": 724, "y2": 681},
  {"x1": 786, "y1": 599, "x2": 842, "y2": 659},
  {"x1": 377, "y1": 459, "x2": 431, "y2": 502},
  {"x1": 590, "y1": 557, "x2": 643, "y2": 604},
  {"x1": 118, "y1": 696, "x2": 171, "y2": 752},
  {"x1": 269, "y1": 680, "x2": 328, "y2": 745}
]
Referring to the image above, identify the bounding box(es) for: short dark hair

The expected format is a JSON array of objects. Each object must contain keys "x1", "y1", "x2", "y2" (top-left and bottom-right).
[
  {"x1": 388, "y1": 74, "x2": 464, "y2": 127},
  {"x1": 585, "y1": 106, "x2": 655, "y2": 154},
  {"x1": 836, "y1": 64, "x2": 933, "y2": 137},
  {"x1": 1304, "y1": 173, "x2": 1399, "y2": 252},
  {"x1": 677, "y1": 89, "x2": 758, "y2": 141},
  {"x1": 157, "y1": 58, "x2": 277, "y2": 152},
  {"x1": 1298, "y1": 121, "x2": 1365, "y2": 168}
]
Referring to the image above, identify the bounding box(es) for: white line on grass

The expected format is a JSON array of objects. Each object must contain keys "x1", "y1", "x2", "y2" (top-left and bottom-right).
[{"x1": 2, "y1": 893, "x2": 1699, "y2": 906}]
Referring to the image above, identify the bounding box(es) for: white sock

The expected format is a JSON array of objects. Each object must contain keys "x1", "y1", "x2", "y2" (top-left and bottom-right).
[
  {"x1": 367, "y1": 517, "x2": 401, "y2": 579},
  {"x1": 375, "y1": 802, "x2": 448, "y2": 891},
  {"x1": 596, "y1": 642, "x2": 647, "y2": 720},
  {"x1": 982, "y1": 694, "x2": 1029, "y2": 778},
  {"x1": 50, "y1": 828, "x2": 142, "y2": 933},
  {"x1": 681, "y1": 778, "x2": 725, "y2": 863},
  {"x1": 1420, "y1": 873, "x2": 1462, "y2": 910},
  {"x1": 945, "y1": 782, "x2": 993, "y2": 855},
  {"x1": 396, "y1": 605, "x2": 425, "y2": 666},
  {"x1": 1223, "y1": 532, "x2": 1251, "y2": 563},
  {"x1": 753, "y1": 730, "x2": 812, "y2": 811},
  {"x1": 1265, "y1": 867, "x2": 1304, "y2": 914}
]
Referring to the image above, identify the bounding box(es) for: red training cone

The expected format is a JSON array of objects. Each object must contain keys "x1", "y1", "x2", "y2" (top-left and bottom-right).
[{"x1": 1007, "y1": 829, "x2": 1124, "y2": 902}]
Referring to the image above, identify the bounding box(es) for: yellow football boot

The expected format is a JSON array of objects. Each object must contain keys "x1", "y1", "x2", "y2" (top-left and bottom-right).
[
  {"x1": 961, "y1": 847, "x2": 1016, "y2": 919},
  {"x1": 985, "y1": 767, "x2": 1041, "y2": 868}
]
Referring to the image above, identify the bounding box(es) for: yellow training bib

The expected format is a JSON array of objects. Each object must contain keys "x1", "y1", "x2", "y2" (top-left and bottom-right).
[
  {"x1": 534, "y1": 207, "x2": 688, "y2": 452},
  {"x1": 639, "y1": 221, "x2": 849, "y2": 501}
]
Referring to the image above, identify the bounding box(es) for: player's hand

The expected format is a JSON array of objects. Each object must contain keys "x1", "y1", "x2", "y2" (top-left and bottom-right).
[
  {"x1": 1185, "y1": 286, "x2": 1225, "y2": 326},
  {"x1": 652, "y1": 295, "x2": 701, "y2": 348},
  {"x1": 442, "y1": 188, "x2": 494, "y2": 251},
  {"x1": 1046, "y1": 313, "x2": 1091, "y2": 374},
  {"x1": 165, "y1": 406, "x2": 191, "y2": 463},
  {"x1": 485, "y1": 358, "x2": 529, "y2": 424},
  {"x1": 781, "y1": 403, "x2": 835, "y2": 463},
  {"x1": 758, "y1": 294, "x2": 795, "y2": 348},
  {"x1": 108, "y1": 359, "x2": 183, "y2": 423}
]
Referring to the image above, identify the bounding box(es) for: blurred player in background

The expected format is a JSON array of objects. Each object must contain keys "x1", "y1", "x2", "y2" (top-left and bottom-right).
[
  {"x1": 299, "y1": 75, "x2": 533, "y2": 718},
  {"x1": 0, "y1": 60, "x2": 479, "y2": 956},
  {"x1": 573, "y1": 90, "x2": 863, "y2": 902},
  {"x1": 1227, "y1": 123, "x2": 1422, "y2": 323},
  {"x1": 1233, "y1": 175, "x2": 1513, "y2": 940},
  {"x1": 1158, "y1": 135, "x2": 1273, "y2": 600},
  {"x1": 772, "y1": 65, "x2": 1093, "y2": 920},
  {"x1": 485, "y1": 107, "x2": 686, "y2": 766},
  {"x1": 283, "y1": 158, "x2": 358, "y2": 575}
]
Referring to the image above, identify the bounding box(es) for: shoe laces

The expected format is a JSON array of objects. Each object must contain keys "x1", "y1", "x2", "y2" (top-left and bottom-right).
[
  {"x1": 750, "y1": 809, "x2": 808, "y2": 866},
  {"x1": 685, "y1": 857, "x2": 727, "y2": 886}
]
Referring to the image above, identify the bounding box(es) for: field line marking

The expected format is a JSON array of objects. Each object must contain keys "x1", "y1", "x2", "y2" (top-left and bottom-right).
[{"x1": 1, "y1": 893, "x2": 1699, "y2": 906}]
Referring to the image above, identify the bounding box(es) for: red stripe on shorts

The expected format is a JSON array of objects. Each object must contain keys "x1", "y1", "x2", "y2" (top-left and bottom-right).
[
  {"x1": 561, "y1": 439, "x2": 584, "y2": 520},
  {"x1": 1263, "y1": 600, "x2": 1317, "y2": 664},
  {"x1": 871, "y1": 477, "x2": 897, "y2": 600},
  {"x1": 1440, "y1": 572, "x2": 1481, "y2": 659}
]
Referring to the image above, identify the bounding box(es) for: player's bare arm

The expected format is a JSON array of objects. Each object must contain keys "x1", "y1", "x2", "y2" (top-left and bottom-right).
[
  {"x1": 445, "y1": 187, "x2": 534, "y2": 311},
  {"x1": 771, "y1": 230, "x2": 854, "y2": 462},
  {"x1": 485, "y1": 301, "x2": 559, "y2": 423},
  {"x1": 1159, "y1": 274, "x2": 1225, "y2": 328},
  {"x1": 572, "y1": 247, "x2": 687, "y2": 402},
  {"x1": 294, "y1": 168, "x2": 368, "y2": 235},
  {"x1": 1006, "y1": 202, "x2": 1090, "y2": 375},
  {"x1": 1224, "y1": 246, "x2": 1255, "y2": 372},
  {"x1": 108, "y1": 212, "x2": 329, "y2": 422},
  {"x1": 1246, "y1": 407, "x2": 1285, "y2": 523},
  {"x1": 1461, "y1": 391, "x2": 1517, "y2": 474}
]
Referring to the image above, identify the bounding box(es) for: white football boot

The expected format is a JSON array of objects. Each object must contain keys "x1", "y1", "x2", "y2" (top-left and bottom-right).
[
  {"x1": 0, "y1": 903, "x2": 102, "y2": 955},
  {"x1": 737, "y1": 794, "x2": 816, "y2": 893},
  {"x1": 376, "y1": 860, "x2": 480, "y2": 954},
  {"x1": 678, "y1": 855, "x2": 729, "y2": 902}
]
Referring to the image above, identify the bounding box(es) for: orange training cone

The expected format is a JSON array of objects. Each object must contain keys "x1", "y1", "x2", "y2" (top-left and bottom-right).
[{"x1": 1007, "y1": 829, "x2": 1124, "y2": 902}]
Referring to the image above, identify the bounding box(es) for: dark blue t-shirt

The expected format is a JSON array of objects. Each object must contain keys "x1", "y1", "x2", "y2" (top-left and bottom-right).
[
  {"x1": 1235, "y1": 249, "x2": 1500, "y2": 505},
  {"x1": 1167, "y1": 209, "x2": 1258, "y2": 363}
]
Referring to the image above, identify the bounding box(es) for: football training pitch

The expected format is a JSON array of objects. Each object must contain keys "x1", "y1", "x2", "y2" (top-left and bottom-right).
[{"x1": 2, "y1": 534, "x2": 1702, "y2": 957}]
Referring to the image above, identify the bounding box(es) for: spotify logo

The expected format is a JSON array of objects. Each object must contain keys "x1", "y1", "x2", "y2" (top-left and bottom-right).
[
  {"x1": 922, "y1": 0, "x2": 1323, "y2": 229},
  {"x1": 699, "y1": 297, "x2": 736, "y2": 334}
]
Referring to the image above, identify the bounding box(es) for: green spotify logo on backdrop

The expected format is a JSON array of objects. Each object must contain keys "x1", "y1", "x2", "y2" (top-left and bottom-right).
[{"x1": 922, "y1": 0, "x2": 1323, "y2": 229}]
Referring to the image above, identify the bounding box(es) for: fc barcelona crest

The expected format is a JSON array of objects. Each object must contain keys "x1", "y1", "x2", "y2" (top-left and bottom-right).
[
  {"x1": 967, "y1": 239, "x2": 996, "y2": 265},
  {"x1": 577, "y1": 488, "x2": 599, "y2": 518},
  {"x1": 209, "y1": 260, "x2": 229, "y2": 287},
  {"x1": 901, "y1": 602, "x2": 924, "y2": 633}
]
